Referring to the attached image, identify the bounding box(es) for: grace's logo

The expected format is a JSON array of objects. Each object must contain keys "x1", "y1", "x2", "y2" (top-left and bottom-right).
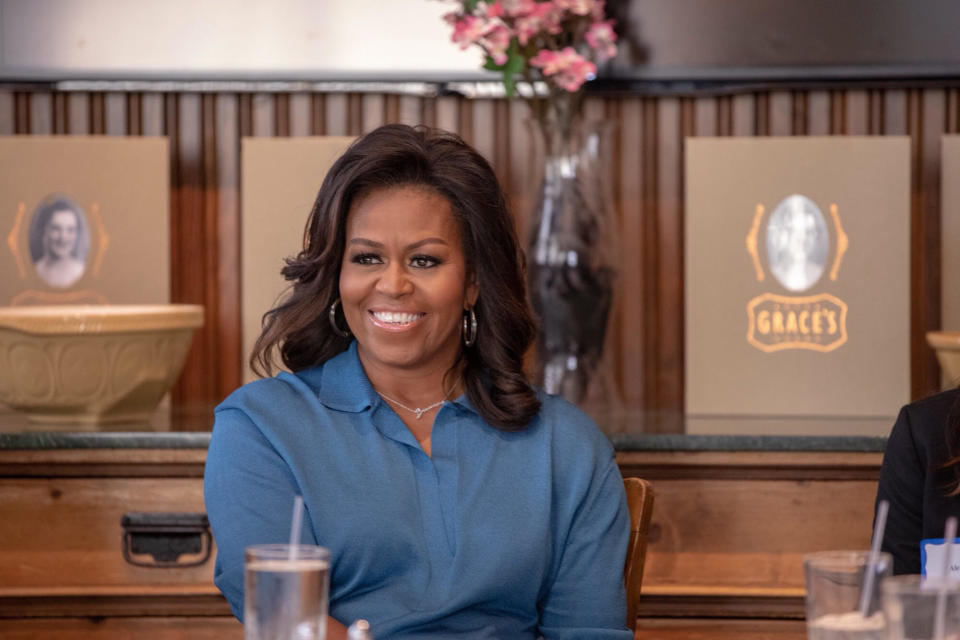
[{"x1": 745, "y1": 195, "x2": 848, "y2": 353}]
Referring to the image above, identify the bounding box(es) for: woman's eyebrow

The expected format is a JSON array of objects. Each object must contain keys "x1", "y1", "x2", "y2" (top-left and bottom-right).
[{"x1": 348, "y1": 237, "x2": 448, "y2": 250}]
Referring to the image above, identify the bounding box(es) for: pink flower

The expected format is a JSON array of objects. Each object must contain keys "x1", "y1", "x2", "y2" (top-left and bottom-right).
[
  {"x1": 590, "y1": 0, "x2": 606, "y2": 21},
  {"x1": 552, "y1": 0, "x2": 595, "y2": 16},
  {"x1": 530, "y1": 46, "x2": 597, "y2": 92},
  {"x1": 585, "y1": 19, "x2": 617, "y2": 62},
  {"x1": 502, "y1": 0, "x2": 538, "y2": 16},
  {"x1": 448, "y1": 14, "x2": 494, "y2": 50},
  {"x1": 485, "y1": 1, "x2": 506, "y2": 19},
  {"x1": 481, "y1": 23, "x2": 512, "y2": 65},
  {"x1": 514, "y1": 2, "x2": 562, "y2": 45}
]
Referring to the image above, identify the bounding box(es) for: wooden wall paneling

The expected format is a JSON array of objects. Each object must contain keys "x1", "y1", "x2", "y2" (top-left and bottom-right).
[
  {"x1": 714, "y1": 96, "x2": 732, "y2": 137},
  {"x1": 88, "y1": 93, "x2": 106, "y2": 134},
  {"x1": 806, "y1": 91, "x2": 830, "y2": 135},
  {"x1": 845, "y1": 90, "x2": 869, "y2": 136},
  {"x1": 13, "y1": 93, "x2": 30, "y2": 133},
  {"x1": 273, "y1": 94, "x2": 290, "y2": 137},
  {"x1": 125, "y1": 93, "x2": 142, "y2": 136},
  {"x1": 731, "y1": 94, "x2": 753, "y2": 137},
  {"x1": 468, "y1": 99, "x2": 496, "y2": 169},
  {"x1": 141, "y1": 93, "x2": 164, "y2": 137},
  {"x1": 753, "y1": 92, "x2": 770, "y2": 136},
  {"x1": 29, "y1": 93, "x2": 52, "y2": 135},
  {"x1": 693, "y1": 96, "x2": 717, "y2": 137},
  {"x1": 251, "y1": 93, "x2": 274, "y2": 137},
  {"x1": 791, "y1": 91, "x2": 808, "y2": 135},
  {"x1": 506, "y1": 98, "x2": 535, "y2": 234},
  {"x1": 491, "y1": 99, "x2": 512, "y2": 195},
  {"x1": 360, "y1": 94, "x2": 385, "y2": 133},
  {"x1": 949, "y1": 89, "x2": 960, "y2": 132},
  {"x1": 829, "y1": 90, "x2": 846, "y2": 134},
  {"x1": 655, "y1": 98, "x2": 684, "y2": 411},
  {"x1": 215, "y1": 94, "x2": 242, "y2": 402},
  {"x1": 906, "y1": 89, "x2": 926, "y2": 399},
  {"x1": 52, "y1": 93, "x2": 68, "y2": 134},
  {"x1": 383, "y1": 94, "x2": 401, "y2": 124},
  {"x1": 619, "y1": 98, "x2": 646, "y2": 406},
  {"x1": 324, "y1": 93, "x2": 348, "y2": 135},
  {"x1": 67, "y1": 93, "x2": 89, "y2": 135},
  {"x1": 309, "y1": 93, "x2": 327, "y2": 135},
  {"x1": 0, "y1": 92, "x2": 12, "y2": 135},
  {"x1": 104, "y1": 93, "x2": 126, "y2": 136},
  {"x1": 398, "y1": 96, "x2": 422, "y2": 126},
  {"x1": 641, "y1": 98, "x2": 661, "y2": 408},
  {"x1": 169, "y1": 93, "x2": 221, "y2": 412},
  {"x1": 769, "y1": 91, "x2": 792, "y2": 136},
  {"x1": 346, "y1": 93, "x2": 363, "y2": 135},
  {"x1": 420, "y1": 96, "x2": 438, "y2": 129},
  {"x1": 288, "y1": 93, "x2": 311, "y2": 137},
  {"x1": 918, "y1": 89, "x2": 945, "y2": 396},
  {"x1": 434, "y1": 96, "x2": 461, "y2": 139}
]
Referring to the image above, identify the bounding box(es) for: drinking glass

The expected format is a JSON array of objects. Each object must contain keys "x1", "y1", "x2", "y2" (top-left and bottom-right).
[
  {"x1": 804, "y1": 550, "x2": 892, "y2": 640},
  {"x1": 882, "y1": 574, "x2": 960, "y2": 640},
  {"x1": 245, "y1": 544, "x2": 330, "y2": 640}
]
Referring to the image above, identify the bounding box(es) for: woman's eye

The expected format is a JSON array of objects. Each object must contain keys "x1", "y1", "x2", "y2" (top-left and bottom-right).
[
  {"x1": 411, "y1": 255, "x2": 440, "y2": 268},
  {"x1": 352, "y1": 253, "x2": 381, "y2": 265}
]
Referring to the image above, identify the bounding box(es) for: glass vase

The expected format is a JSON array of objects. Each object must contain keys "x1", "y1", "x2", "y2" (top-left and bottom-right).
[{"x1": 527, "y1": 117, "x2": 618, "y2": 404}]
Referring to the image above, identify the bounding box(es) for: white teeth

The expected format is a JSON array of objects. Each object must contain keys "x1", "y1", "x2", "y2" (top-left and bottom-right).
[{"x1": 372, "y1": 311, "x2": 422, "y2": 325}]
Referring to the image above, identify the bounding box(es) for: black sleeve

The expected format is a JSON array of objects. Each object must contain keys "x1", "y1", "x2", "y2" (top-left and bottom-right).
[{"x1": 876, "y1": 404, "x2": 925, "y2": 575}]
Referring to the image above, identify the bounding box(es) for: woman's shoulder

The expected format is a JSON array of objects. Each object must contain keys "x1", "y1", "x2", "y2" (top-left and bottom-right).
[
  {"x1": 216, "y1": 366, "x2": 325, "y2": 420},
  {"x1": 888, "y1": 387, "x2": 960, "y2": 457}
]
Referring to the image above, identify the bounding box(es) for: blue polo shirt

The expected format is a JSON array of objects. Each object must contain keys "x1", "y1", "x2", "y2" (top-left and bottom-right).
[{"x1": 204, "y1": 341, "x2": 631, "y2": 639}]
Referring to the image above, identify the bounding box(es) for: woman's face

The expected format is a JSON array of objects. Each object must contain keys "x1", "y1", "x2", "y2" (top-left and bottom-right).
[
  {"x1": 339, "y1": 185, "x2": 477, "y2": 376},
  {"x1": 44, "y1": 209, "x2": 78, "y2": 260}
]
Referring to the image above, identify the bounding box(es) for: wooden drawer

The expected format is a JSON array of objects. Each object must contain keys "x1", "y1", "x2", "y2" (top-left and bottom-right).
[{"x1": 0, "y1": 476, "x2": 212, "y2": 589}]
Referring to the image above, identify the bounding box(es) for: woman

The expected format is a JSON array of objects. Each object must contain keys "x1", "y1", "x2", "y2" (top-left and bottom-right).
[
  {"x1": 875, "y1": 385, "x2": 960, "y2": 575},
  {"x1": 31, "y1": 197, "x2": 87, "y2": 288},
  {"x1": 204, "y1": 124, "x2": 632, "y2": 639}
]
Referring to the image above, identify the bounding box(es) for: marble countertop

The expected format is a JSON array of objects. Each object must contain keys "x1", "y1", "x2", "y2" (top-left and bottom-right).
[{"x1": 0, "y1": 406, "x2": 888, "y2": 452}]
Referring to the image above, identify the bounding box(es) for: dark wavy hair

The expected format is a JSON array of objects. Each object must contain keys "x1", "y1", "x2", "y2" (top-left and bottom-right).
[{"x1": 251, "y1": 124, "x2": 540, "y2": 431}]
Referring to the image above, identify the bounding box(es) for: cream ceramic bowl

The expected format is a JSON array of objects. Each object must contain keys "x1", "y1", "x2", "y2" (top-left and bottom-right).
[
  {"x1": 0, "y1": 305, "x2": 203, "y2": 424},
  {"x1": 927, "y1": 331, "x2": 960, "y2": 385}
]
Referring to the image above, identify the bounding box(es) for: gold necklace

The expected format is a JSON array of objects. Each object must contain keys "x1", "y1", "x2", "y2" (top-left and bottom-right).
[{"x1": 376, "y1": 386, "x2": 454, "y2": 420}]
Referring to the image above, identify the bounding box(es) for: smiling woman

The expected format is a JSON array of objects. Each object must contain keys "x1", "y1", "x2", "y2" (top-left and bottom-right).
[
  {"x1": 204, "y1": 124, "x2": 632, "y2": 639},
  {"x1": 28, "y1": 195, "x2": 89, "y2": 288}
]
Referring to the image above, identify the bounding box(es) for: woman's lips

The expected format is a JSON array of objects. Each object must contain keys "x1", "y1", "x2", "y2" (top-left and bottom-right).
[{"x1": 368, "y1": 310, "x2": 425, "y2": 332}]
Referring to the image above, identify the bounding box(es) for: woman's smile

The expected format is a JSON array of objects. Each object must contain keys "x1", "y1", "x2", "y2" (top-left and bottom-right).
[{"x1": 368, "y1": 309, "x2": 426, "y2": 331}]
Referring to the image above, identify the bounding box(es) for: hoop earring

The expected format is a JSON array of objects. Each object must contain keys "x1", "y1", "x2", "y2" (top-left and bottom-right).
[
  {"x1": 462, "y1": 307, "x2": 477, "y2": 347},
  {"x1": 329, "y1": 299, "x2": 352, "y2": 337}
]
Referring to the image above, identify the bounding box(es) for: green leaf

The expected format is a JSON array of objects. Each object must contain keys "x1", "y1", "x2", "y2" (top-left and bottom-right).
[{"x1": 464, "y1": 0, "x2": 481, "y2": 11}]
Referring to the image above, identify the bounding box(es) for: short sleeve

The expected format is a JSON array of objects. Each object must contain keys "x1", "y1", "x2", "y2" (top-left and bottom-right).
[
  {"x1": 203, "y1": 406, "x2": 315, "y2": 619},
  {"x1": 877, "y1": 405, "x2": 925, "y2": 575},
  {"x1": 537, "y1": 458, "x2": 633, "y2": 639}
]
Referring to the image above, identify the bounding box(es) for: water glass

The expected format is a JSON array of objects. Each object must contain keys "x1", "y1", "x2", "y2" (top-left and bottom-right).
[
  {"x1": 882, "y1": 574, "x2": 960, "y2": 640},
  {"x1": 245, "y1": 544, "x2": 330, "y2": 640},
  {"x1": 804, "y1": 550, "x2": 892, "y2": 640}
]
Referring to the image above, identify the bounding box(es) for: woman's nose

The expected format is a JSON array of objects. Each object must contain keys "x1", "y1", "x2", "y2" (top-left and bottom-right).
[{"x1": 375, "y1": 262, "x2": 413, "y2": 296}]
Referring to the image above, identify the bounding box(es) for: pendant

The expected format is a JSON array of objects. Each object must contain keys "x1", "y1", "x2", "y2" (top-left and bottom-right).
[{"x1": 414, "y1": 409, "x2": 424, "y2": 419}]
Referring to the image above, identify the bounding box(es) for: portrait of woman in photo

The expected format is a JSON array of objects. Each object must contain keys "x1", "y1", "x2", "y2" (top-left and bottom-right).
[
  {"x1": 28, "y1": 195, "x2": 89, "y2": 288},
  {"x1": 204, "y1": 124, "x2": 632, "y2": 639}
]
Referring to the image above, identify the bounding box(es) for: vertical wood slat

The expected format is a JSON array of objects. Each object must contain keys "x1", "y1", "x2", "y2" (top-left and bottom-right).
[{"x1": 0, "y1": 83, "x2": 951, "y2": 423}]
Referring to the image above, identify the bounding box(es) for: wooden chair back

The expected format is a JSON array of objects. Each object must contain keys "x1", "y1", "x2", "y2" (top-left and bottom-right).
[{"x1": 623, "y1": 476, "x2": 655, "y2": 631}]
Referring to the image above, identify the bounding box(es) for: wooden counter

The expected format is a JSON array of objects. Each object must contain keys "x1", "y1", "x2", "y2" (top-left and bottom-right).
[{"x1": 0, "y1": 426, "x2": 885, "y2": 638}]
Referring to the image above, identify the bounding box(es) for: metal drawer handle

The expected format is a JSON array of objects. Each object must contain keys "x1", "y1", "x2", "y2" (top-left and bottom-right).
[{"x1": 121, "y1": 512, "x2": 212, "y2": 568}]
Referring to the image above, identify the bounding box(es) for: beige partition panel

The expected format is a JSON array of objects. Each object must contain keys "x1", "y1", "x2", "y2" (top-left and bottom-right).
[
  {"x1": 943, "y1": 137, "x2": 960, "y2": 337},
  {"x1": 0, "y1": 137, "x2": 169, "y2": 305},
  {"x1": 241, "y1": 137, "x2": 354, "y2": 383},
  {"x1": 685, "y1": 137, "x2": 910, "y2": 434}
]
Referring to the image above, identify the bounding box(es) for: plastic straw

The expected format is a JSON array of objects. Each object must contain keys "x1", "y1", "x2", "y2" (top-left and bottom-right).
[
  {"x1": 288, "y1": 495, "x2": 304, "y2": 561},
  {"x1": 858, "y1": 499, "x2": 889, "y2": 616},
  {"x1": 933, "y1": 516, "x2": 957, "y2": 640}
]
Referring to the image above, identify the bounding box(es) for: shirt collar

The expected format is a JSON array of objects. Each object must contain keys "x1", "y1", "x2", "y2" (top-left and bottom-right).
[
  {"x1": 314, "y1": 340, "x2": 483, "y2": 418},
  {"x1": 315, "y1": 341, "x2": 378, "y2": 413}
]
